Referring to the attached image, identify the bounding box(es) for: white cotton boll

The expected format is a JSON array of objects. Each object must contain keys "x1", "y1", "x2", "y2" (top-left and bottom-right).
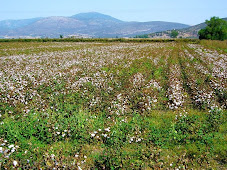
[
  {"x1": 104, "y1": 127, "x2": 110, "y2": 132},
  {"x1": 13, "y1": 160, "x2": 18, "y2": 166},
  {"x1": 8, "y1": 144, "x2": 14, "y2": 149},
  {"x1": 11, "y1": 148, "x2": 16, "y2": 153},
  {"x1": 0, "y1": 147, "x2": 3, "y2": 153}
]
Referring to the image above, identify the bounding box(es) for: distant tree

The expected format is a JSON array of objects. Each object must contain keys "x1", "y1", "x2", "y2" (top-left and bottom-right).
[
  {"x1": 134, "y1": 34, "x2": 149, "y2": 38},
  {"x1": 170, "y1": 30, "x2": 179, "y2": 38},
  {"x1": 60, "y1": 35, "x2": 63, "y2": 39},
  {"x1": 198, "y1": 17, "x2": 227, "y2": 40}
]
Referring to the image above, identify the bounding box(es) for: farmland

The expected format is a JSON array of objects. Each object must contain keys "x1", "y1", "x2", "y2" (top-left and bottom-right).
[{"x1": 0, "y1": 40, "x2": 226, "y2": 169}]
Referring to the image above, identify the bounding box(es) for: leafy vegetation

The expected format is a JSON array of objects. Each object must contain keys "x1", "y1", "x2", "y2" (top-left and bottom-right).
[
  {"x1": 199, "y1": 17, "x2": 227, "y2": 41},
  {"x1": 0, "y1": 40, "x2": 226, "y2": 169},
  {"x1": 134, "y1": 34, "x2": 149, "y2": 38},
  {"x1": 171, "y1": 30, "x2": 179, "y2": 38}
]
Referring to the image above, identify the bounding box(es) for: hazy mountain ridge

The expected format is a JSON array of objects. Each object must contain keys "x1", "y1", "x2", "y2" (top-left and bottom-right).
[
  {"x1": 0, "y1": 12, "x2": 190, "y2": 38},
  {"x1": 71, "y1": 12, "x2": 123, "y2": 23},
  {"x1": 0, "y1": 18, "x2": 42, "y2": 30}
]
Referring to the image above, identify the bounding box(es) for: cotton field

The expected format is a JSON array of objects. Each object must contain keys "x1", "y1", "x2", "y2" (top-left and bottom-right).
[{"x1": 0, "y1": 41, "x2": 226, "y2": 169}]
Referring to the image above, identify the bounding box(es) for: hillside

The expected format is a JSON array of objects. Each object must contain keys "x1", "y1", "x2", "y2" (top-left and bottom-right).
[
  {"x1": 0, "y1": 12, "x2": 189, "y2": 38},
  {"x1": 145, "y1": 17, "x2": 227, "y2": 39}
]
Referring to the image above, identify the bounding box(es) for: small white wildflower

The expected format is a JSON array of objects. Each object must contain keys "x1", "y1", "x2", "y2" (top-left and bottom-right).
[
  {"x1": 0, "y1": 147, "x2": 3, "y2": 153},
  {"x1": 170, "y1": 163, "x2": 173, "y2": 166},
  {"x1": 91, "y1": 133, "x2": 95, "y2": 137},
  {"x1": 84, "y1": 155, "x2": 87, "y2": 159},
  {"x1": 56, "y1": 132, "x2": 60, "y2": 135},
  {"x1": 78, "y1": 165, "x2": 82, "y2": 170},
  {"x1": 75, "y1": 154, "x2": 79, "y2": 158},
  {"x1": 98, "y1": 129, "x2": 102, "y2": 131}
]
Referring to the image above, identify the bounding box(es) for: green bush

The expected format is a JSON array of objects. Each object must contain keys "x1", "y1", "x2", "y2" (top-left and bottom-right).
[{"x1": 199, "y1": 17, "x2": 227, "y2": 40}]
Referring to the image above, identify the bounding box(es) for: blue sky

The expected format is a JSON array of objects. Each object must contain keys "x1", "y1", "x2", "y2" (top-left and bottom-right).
[{"x1": 1, "y1": 0, "x2": 227, "y2": 25}]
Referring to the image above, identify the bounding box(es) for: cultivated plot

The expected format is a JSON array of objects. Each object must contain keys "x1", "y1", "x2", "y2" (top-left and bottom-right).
[{"x1": 0, "y1": 41, "x2": 226, "y2": 169}]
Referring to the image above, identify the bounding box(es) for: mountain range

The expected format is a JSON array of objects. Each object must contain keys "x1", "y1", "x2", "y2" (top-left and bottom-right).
[{"x1": 0, "y1": 12, "x2": 190, "y2": 38}]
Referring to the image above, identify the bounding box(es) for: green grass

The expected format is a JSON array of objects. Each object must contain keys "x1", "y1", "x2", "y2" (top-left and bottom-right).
[{"x1": 199, "y1": 40, "x2": 227, "y2": 53}]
